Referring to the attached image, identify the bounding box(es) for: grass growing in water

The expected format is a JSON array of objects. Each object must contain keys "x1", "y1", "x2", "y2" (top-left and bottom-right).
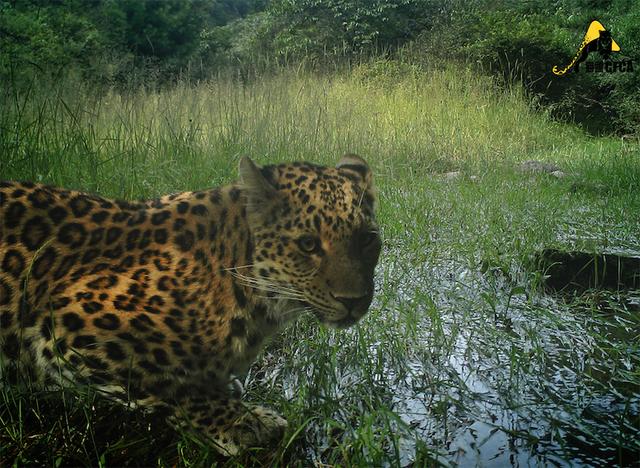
[{"x1": 1, "y1": 64, "x2": 639, "y2": 466}]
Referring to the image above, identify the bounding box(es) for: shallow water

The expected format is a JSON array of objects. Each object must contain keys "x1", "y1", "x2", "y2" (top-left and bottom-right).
[
  {"x1": 417, "y1": 261, "x2": 637, "y2": 466},
  {"x1": 272, "y1": 251, "x2": 640, "y2": 466}
]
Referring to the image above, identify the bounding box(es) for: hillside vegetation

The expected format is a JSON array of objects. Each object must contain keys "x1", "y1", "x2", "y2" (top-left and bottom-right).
[{"x1": 2, "y1": 0, "x2": 639, "y2": 134}]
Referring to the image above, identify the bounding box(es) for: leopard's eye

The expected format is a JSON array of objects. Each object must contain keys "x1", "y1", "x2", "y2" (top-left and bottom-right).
[{"x1": 297, "y1": 235, "x2": 321, "y2": 254}]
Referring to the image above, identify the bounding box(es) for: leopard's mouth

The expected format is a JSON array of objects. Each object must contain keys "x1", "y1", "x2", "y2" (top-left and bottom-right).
[
  {"x1": 309, "y1": 306, "x2": 360, "y2": 329},
  {"x1": 326, "y1": 315, "x2": 359, "y2": 329}
]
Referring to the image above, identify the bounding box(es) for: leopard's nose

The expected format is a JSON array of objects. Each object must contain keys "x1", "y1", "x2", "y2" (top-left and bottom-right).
[{"x1": 332, "y1": 293, "x2": 369, "y2": 313}]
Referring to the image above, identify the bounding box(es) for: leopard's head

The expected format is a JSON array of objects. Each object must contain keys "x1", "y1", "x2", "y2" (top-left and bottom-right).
[{"x1": 239, "y1": 154, "x2": 381, "y2": 328}]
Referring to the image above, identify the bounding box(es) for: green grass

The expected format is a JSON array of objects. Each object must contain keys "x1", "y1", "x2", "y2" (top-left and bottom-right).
[{"x1": 1, "y1": 63, "x2": 639, "y2": 466}]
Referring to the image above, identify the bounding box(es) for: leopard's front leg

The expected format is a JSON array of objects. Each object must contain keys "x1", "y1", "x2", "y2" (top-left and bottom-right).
[{"x1": 169, "y1": 394, "x2": 288, "y2": 456}]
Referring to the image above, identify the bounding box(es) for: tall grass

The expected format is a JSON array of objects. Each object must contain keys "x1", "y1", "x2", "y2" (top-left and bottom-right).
[
  {"x1": 1, "y1": 63, "x2": 639, "y2": 466},
  {"x1": 1, "y1": 65, "x2": 591, "y2": 191}
]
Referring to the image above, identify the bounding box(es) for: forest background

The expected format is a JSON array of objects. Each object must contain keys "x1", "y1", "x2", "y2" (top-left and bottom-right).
[{"x1": 2, "y1": 0, "x2": 639, "y2": 135}]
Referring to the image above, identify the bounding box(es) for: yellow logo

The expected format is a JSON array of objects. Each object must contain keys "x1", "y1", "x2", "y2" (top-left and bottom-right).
[{"x1": 552, "y1": 20, "x2": 625, "y2": 76}]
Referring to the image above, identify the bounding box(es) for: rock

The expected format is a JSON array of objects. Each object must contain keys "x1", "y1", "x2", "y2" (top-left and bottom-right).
[
  {"x1": 550, "y1": 170, "x2": 566, "y2": 179},
  {"x1": 518, "y1": 160, "x2": 562, "y2": 174},
  {"x1": 437, "y1": 172, "x2": 479, "y2": 182},
  {"x1": 443, "y1": 171, "x2": 461, "y2": 180}
]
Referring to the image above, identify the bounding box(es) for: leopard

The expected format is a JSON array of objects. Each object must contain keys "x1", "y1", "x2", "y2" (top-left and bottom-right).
[{"x1": 0, "y1": 154, "x2": 381, "y2": 455}]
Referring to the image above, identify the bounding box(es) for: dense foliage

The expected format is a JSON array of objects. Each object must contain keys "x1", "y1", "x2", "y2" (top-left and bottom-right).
[
  {"x1": 0, "y1": 0, "x2": 265, "y2": 80},
  {"x1": 414, "y1": 0, "x2": 640, "y2": 134},
  {"x1": 1, "y1": 0, "x2": 638, "y2": 131}
]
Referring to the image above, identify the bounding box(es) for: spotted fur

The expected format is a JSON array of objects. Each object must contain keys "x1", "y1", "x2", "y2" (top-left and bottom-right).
[{"x1": 0, "y1": 155, "x2": 381, "y2": 455}]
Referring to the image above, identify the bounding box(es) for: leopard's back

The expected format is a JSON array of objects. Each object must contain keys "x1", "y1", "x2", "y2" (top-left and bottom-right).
[{"x1": 0, "y1": 180, "x2": 229, "y2": 396}]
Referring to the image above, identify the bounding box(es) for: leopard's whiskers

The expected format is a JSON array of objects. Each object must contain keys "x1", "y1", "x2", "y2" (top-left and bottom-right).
[
  {"x1": 233, "y1": 275, "x2": 304, "y2": 298},
  {"x1": 229, "y1": 271, "x2": 306, "y2": 301}
]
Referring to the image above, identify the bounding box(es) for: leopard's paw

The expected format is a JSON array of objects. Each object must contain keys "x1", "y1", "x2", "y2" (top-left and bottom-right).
[{"x1": 212, "y1": 405, "x2": 287, "y2": 456}]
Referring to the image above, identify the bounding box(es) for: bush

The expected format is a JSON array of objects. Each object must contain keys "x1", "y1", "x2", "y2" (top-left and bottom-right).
[{"x1": 410, "y1": 0, "x2": 640, "y2": 134}]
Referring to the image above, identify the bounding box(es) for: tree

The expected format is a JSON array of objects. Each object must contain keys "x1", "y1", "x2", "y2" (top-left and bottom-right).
[{"x1": 269, "y1": 0, "x2": 444, "y2": 58}]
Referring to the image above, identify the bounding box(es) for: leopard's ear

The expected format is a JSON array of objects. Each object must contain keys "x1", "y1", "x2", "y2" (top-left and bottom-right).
[
  {"x1": 336, "y1": 153, "x2": 373, "y2": 189},
  {"x1": 239, "y1": 157, "x2": 280, "y2": 225}
]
